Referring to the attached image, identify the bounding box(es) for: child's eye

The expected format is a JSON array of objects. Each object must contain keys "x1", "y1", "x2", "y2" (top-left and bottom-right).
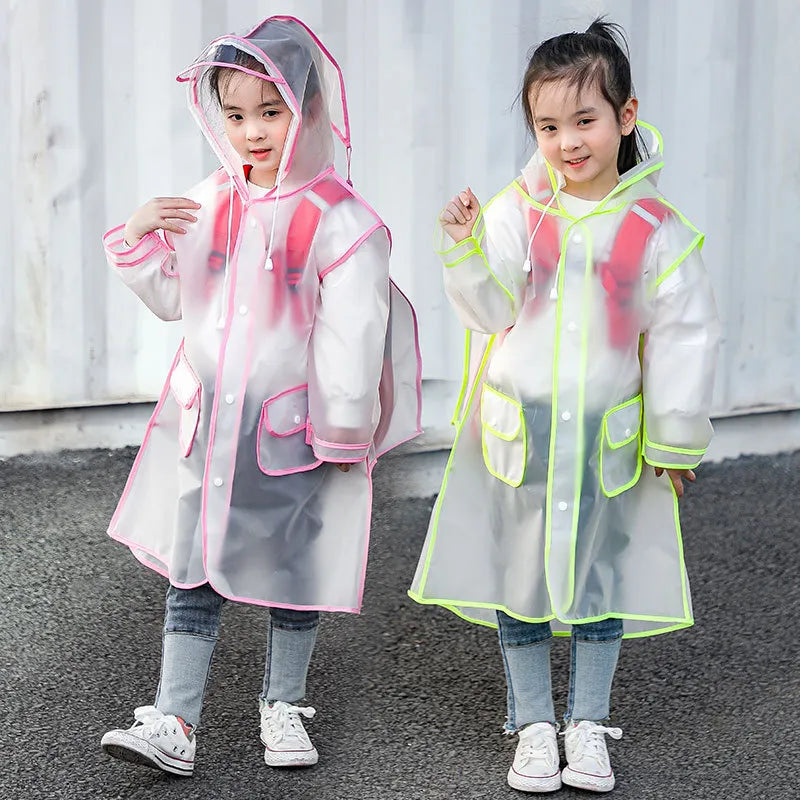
[
  {"x1": 540, "y1": 125, "x2": 557, "y2": 133},
  {"x1": 264, "y1": 109, "x2": 280, "y2": 119},
  {"x1": 228, "y1": 113, "x2": 243, "y2": 122},
  {"x1": 577, "y1": 118, "x2": 595, "y2": 126}
]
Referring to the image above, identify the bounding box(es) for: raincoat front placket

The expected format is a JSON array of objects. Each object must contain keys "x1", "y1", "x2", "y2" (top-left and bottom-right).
[{"x1": 544, "y1": 215, "x2": 595, "y2": 618}]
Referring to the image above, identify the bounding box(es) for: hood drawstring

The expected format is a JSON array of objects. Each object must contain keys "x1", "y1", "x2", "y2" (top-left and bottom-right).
[
  {"x1": 523, "y1": 188, "x2": 561, "y2": 300},
  {"x1": 264, "y1": 175, "x2": 282, "y2": 271}
]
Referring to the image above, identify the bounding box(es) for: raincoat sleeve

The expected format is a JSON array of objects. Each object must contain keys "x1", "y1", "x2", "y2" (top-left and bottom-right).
[
  {"x1": 436, "y1": 186, "x2": 528, "y2": 334},
  {"x1": 641, "y1": 217, "x2": 721, "y2": 469},
  {"x1": 103, "y1": 225, "x2": 181, "y2": 321},
  {"x1": 307, "y1": 224, "x2": 391, "y2": 463}
]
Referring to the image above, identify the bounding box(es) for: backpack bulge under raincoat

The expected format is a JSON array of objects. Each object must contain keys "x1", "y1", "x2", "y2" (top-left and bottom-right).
[
  {"x1": 409, "y1": 123, "x2": 721, "y2": 637},
  {"x1": 102, "y1": 16, "x2": 422, "y2": 612}
]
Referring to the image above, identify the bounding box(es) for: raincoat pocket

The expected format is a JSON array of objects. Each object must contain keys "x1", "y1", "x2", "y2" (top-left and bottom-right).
[
  {"x1": 480, "y1": 385, "x2": 527, "y2": 487},
  {"x1": 169, "y1": 350, "x2": 201, "y2": 458},
  {"x1": 599, "y1": 394, "x2": 643, "y2": 497},
  {"x1": 257, "y1": 385, "x2": 322, "y2": 476}
]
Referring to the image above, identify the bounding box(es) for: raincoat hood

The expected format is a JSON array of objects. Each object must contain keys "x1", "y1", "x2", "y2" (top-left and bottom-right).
[
  {"x1": 521, "y1": 121, "x2": 665, "y2": 203},
  {"x1": 177, "y1": 16, "x2": 351, "y2": 198}
]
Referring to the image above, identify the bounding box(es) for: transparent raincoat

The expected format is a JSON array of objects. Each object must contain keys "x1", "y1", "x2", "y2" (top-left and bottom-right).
[
  {"x1": 410, "y1": 124, "x2": 720, "y2": 637},
  {"x1": 103, "y1": 16, "x2": 421, "y2": 612}
]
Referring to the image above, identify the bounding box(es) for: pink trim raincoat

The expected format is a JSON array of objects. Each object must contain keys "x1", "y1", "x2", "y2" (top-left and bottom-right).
[{"x1": 103, "y1": 16, "x2": 421, "y2": 612}]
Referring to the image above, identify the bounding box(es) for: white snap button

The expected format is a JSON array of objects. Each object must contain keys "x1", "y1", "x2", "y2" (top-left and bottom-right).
[
  {"x1": 625, "y1": 428, "x2": 632, "y2": 437},
  {"x1": 561, "y1": 411, "x2": 572, "y2": 421},
  {"x1": 293, "y1": 415, "x2": 302, "y2": 424},
  {"x1": 213, "y1": 477, "x2": 223, "y2": 487},
  {"x1": 567, "y1": 321, "x2": 578, "y2": 332},
  {"x1": 250, "y1": 219, "x2": 257, "y2": 229},
  {"x1": 225, "y1": 394, "x2": 234, "y2": 405},
  {"x1": 571, "y1": 233, "x2": 583, "y2": 245},
  {"x1": 239, "y1": 305, "x2": 248, "y2": 315},
  {"x1": 558, "y1": 501, "x2": 568, "y2": 511}
]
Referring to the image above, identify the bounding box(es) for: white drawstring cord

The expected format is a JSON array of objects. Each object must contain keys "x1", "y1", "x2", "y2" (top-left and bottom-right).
[
  {"x1": 217, "y1": 180, "x2": 235, "y2": 329},
  {"x1": 522, "y1": 188, "x2": 562, "y2": 301},
  {"x1": 264, "y1": 175, "x2": 282, "y2": 271}
]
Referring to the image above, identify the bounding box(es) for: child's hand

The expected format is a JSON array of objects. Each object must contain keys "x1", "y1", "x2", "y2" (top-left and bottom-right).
[
  {"x1": 654, "y1": 467, "x2": 696, "y2": 498},
  {"x1": 335, "y1": 463, "x2": 351, "y2": 473},
  {"x1": 439, "y1": 188, "x2": 480, "y2": 244},
  {"x1": 124, "y1": 197, "x2": 202, "y2": 246}
]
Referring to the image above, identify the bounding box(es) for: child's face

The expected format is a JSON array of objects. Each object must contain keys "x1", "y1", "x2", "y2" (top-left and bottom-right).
[
  {"x1": 221, "y1": 72, "x2": 293, "y2": 188},
  {"x1": 529, "y1": 79, "x2": 637, "y2": 200}
]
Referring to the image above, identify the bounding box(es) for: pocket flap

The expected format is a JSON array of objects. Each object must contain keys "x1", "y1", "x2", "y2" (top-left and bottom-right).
[
  {"x1": 169, "y1": 351, "x2": 200, "y2": 410},
  {"x1": 604, "y1": 394, "x2": 642, "y2": 448},
  {"x1": 480, "y1": 385, "x2": 523, "y2": 440},
  {"x1": 262, "y1": 385, "x2": 309, "y2": 437}
]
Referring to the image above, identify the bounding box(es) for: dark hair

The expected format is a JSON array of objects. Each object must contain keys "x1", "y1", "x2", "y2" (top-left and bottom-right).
[
  {"x1": 521, "y1": 17, "x2": 644, "y2": 174},
  {"x1": 206, "y1": 44, "x2": 320, "y2": 114}
]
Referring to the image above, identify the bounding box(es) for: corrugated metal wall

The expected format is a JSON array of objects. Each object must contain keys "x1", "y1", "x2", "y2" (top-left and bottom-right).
[{"x1": 2, "y1": 0, "x2": 798, "y2": 420}]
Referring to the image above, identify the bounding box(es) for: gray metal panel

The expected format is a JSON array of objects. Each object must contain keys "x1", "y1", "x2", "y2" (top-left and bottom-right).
[{"x1": 1, "y1": 0, "x2": 798, "y2": 419}]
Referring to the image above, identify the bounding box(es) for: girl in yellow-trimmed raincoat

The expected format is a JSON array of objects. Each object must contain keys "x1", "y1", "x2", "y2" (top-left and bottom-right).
[{"x1": 410, "y1": 18, "x2": 720, "y2": 795}]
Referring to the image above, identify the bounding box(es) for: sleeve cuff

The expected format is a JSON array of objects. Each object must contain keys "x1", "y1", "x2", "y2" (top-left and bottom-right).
[
  {"x1": 436, "y1": 214, "x2": 487, "y2": 268},
  {"x1": 311, "y1": 434, "x2": 371, "y2": 463},
  {"x1": 643, "y1": 440, "x2": 706, "y2": 470},
  {"x1": 103, "y1": 225, "x2": 171, "y2": 267}
]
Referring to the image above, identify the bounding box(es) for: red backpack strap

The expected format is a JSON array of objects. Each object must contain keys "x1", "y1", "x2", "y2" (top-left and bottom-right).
[
  {"x1": 600, "y1": 198, "x2": 670, "y2": 347},
  {"x1": 285, "y1": 176, "x2": 353, "y2": 289},
  {"x1": 208, "y1": 166, "x2": 250, "y2": 272}
]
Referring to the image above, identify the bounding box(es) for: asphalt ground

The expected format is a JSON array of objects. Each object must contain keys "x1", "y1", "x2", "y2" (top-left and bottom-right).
[{"x1": 0, "y1": 447, "x2": 798, "y2": 800}]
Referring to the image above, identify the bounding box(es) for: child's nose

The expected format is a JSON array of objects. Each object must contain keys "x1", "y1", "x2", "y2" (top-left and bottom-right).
[
  {"x1": 246, "y1": 121, "x2": 266, "y2": 141},
  {"x1": 560, "y1": 130, "x2": 582, "y2": 151}
]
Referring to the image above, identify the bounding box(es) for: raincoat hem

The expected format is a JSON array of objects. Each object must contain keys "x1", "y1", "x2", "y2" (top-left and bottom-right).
[{"x1": 406, "y1": 591, "x2": 694, "y2": 638}]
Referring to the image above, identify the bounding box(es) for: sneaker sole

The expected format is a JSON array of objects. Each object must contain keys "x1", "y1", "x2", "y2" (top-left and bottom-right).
[
  {"x1": 561, "y1": 766, "x2": 614, "y2": 793},
  {"x1": 507, "y1": 766, "x2": 562, "y2": 793},
  {"x1": 101, "y1": 731, "x2": 194, "y2": 777},
  {"x1": 261, "y1": 736, "x2": 318, "y2": 768}
]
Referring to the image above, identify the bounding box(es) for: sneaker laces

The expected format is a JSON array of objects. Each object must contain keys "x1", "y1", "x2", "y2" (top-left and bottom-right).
[
  {"x1": 517, "y1": 723, "x2": 557, "y2": 767},
  {"x1": 261, "y1": 702, "x2": 316, "y2": 745},
  {"x1": 132, "y1": 705, "x2": 191, "y2": 741},
  {"x1": 561, "y1": 720, "x2": 622, "y2": 766}
]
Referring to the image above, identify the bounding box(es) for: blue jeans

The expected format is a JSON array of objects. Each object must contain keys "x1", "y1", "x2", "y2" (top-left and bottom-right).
[
  {"x1": 154, "y1": 583, "x2": 319, "y2": 728},
  {"x1": 497, "y1": 612, "x2": 623, "y2": 731}
]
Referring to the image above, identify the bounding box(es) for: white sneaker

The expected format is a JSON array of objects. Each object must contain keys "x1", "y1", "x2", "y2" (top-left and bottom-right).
[
  {"x1": 561, "y1": 720, "x2": 623, "y2": 792},
  {"x1": 101, "y1": 705, "x2": 195, "y2": 776},
  {"x1": 507, "y1": 722, "x2": 562, "y2": 793},
  {"x1": 259, "y1": 700, "x2": 319, "y2": 767}
]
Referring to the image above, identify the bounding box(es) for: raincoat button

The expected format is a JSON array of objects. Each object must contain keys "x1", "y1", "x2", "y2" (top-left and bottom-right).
[
  {"x1": 239, "y1": 305, "x2": 248, "y2": 315},
  {"x1": 250, "y1": 219, "x2": 257, "y2": 229},
  {"x1": 561, "y1": 411, "x2": 572, "y2": 421},
  {"x1": 567, "y1": 321, "x2": 578, "y2": 333},
  {"x1": 625, "y1": 428, "x2": 632, "y2": 437},
  {"x1": 213, "y1": 477, "x2": 223, "y2": 487},
  {"x1": 572, "y1": 233, "x2": 583, "y2": 245},
  {"x1": 225, "y1": 394, "x2": 235, "y2": 405},
  {"x1": 558, "y1": 501, "x2": 568, "y2": 511},
  {"x1": 293, "y1": 415, "x2": 302, "y2": 424}
]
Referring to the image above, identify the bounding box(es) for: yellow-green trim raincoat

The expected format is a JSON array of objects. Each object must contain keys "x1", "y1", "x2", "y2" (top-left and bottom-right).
[{"x1": 409, "y1": 125, "x2": 721, "y2": 637}]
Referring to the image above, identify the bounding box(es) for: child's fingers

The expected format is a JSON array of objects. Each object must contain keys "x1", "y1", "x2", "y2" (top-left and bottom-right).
[
  {"x1": 157, "y1": 197, "x2": 202, "y2": 209},
  {"x1": 685, "y1": 469, "x2": 697, "y2": 482},
  {"x1": 162, "y1": 211, "x2": 199, "y2": 223},
  {"x1": 161, "y1": 223, "x2": 188, "y2": 235}
]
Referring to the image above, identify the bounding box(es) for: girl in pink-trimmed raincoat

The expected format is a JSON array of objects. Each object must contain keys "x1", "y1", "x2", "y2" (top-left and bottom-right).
[{"x1": 99, "y1": 16, "x2": 421, "y2": 777}]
